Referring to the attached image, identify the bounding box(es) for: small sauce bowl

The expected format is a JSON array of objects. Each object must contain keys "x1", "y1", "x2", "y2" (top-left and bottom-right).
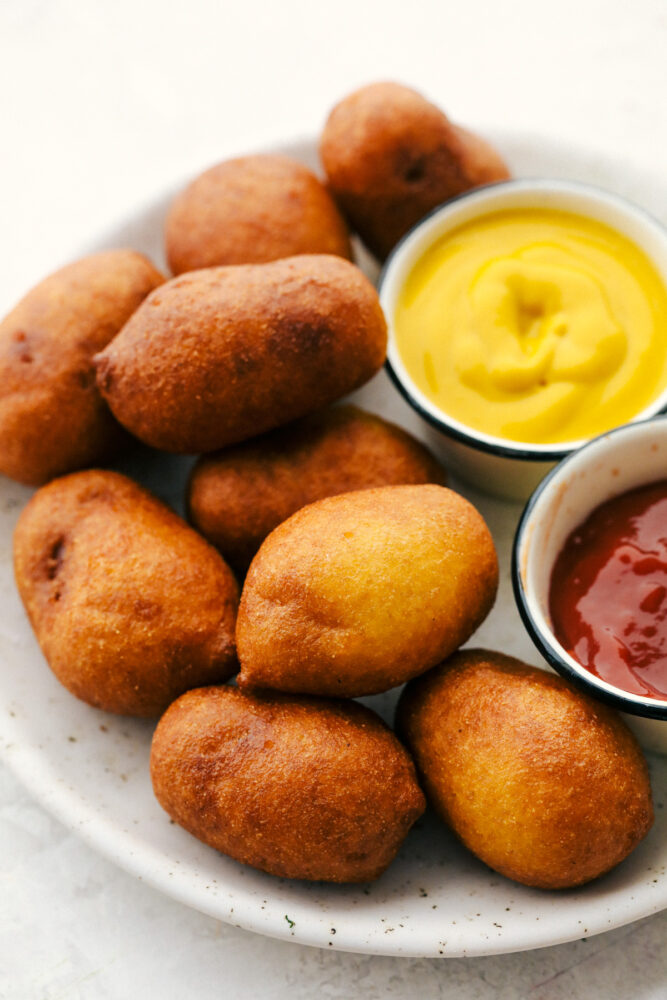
[
  {"x1": 379, "y1": 179, "x2": 667, "y2": 501},
  {"x1": 512, "y1": 417, "x2": 667, "y2": 754}
]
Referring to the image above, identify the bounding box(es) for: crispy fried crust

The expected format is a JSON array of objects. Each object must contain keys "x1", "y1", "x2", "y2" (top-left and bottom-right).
[
  {"x1": 165, "y1": 154, "x2": 352, "y2": 274},
  {"x1": 236, "y1": 485, "x2": 498, "y2": 697},
  {"x1": 320, "y1": 82, "x2": 510, "y2": 260},
  {"x1": 0, "y1": 250, "x2": 164, "y2": 485},
  {"x1": 150, "y1": 685, "x2": 425, "y2": 882},
  {"x1": 397, "y1": 649, "x2": 654, "y2": 889},
  {"x1": 13, "y1": 470, "x2": 239, "y2": 716},
  {"x1": 187, "y1": 405, "x2": 447, "y2": 575},
  {"x1": 94, "y1": 255, "x2": 387, "y2": 454}
]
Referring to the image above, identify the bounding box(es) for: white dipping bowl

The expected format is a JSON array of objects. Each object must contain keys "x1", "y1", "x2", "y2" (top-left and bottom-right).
[
  {"x1": 379, "y1": 179, "x2": 667, "y2": 501},
  {"x1": 513, "y1": 417, "x2": 667, "y2": 754}
]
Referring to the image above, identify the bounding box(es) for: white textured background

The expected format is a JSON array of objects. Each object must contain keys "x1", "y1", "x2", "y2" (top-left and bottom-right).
[{"x1": 2, "y1": 1, "x2": 667, "y2": 996}]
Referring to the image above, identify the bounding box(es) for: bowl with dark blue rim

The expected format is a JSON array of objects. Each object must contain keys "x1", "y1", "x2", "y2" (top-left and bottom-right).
[
  {"x1": 378, "y1": 178, "x2": 667, "y2": 501},
  {"x1": 512, "y1": 417, "x2": 667, "y2": 753}
]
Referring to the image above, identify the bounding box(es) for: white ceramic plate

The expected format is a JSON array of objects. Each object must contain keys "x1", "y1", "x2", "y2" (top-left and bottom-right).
[{"x1": 2, "y1": 133, "x2": 667, "y2": 959}]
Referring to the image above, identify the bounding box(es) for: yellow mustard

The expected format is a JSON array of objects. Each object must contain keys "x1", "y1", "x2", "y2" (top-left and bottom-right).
[{"x1": 394, "y1": 208, "x2": 667, "y2": 444}]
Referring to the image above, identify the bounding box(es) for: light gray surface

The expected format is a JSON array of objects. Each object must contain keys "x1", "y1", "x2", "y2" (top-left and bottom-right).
[{"x1": 2, "y1": 0, "x2": 667, "y2": 996}]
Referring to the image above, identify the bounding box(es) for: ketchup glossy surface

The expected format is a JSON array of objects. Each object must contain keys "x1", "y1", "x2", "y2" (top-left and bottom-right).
[{"x1": 549, "y1": 479, "x2": 667, "y2": 699}]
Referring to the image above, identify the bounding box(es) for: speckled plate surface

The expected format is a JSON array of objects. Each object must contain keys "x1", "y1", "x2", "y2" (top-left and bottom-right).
[{"x1": 2, "y1": 134, "x2": 667, "y2": 958}]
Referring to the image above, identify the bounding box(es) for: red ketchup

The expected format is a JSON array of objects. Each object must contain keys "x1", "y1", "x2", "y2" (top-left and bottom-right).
[{"x1": 549, "y1": 479, "x2": 667, "y2": 700}]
